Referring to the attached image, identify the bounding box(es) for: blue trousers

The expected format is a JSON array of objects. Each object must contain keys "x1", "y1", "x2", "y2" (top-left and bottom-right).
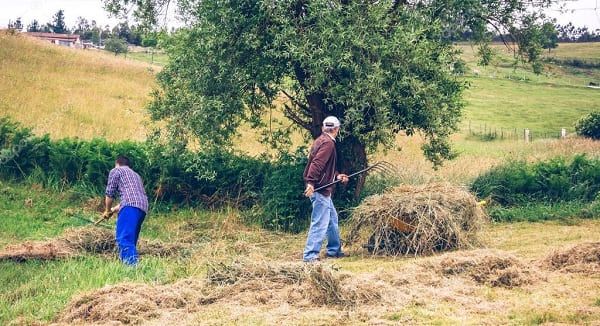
[
  {"x1": 303, "y1": 192, "x2": 342, "y2": 262},
  {"x1": 115, "y1": 206, "x2": 146, "y2": 265}
]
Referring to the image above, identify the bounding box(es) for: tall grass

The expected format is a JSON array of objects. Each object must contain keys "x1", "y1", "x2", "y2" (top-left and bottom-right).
[{"x1": 0, "y1": 31, "x2": 155, "y2": 141}]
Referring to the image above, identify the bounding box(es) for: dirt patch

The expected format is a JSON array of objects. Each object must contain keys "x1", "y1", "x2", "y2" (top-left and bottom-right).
[
  {"x1": 541, "y1": 242, "x2": 600, "y2": 274},
  {"x1": 347, "y1": 183, "x2": 487, "y2": 256},
  {"x1": 0, "y1": 226, "x2": 186, "y2": 262},
  {"x1": 426, "y1": 249, "x2": 539, "y2": 287}
]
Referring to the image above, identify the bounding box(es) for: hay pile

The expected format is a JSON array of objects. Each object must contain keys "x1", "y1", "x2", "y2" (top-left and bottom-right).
[
  {"x1": 541, "y1": 242, "x2": 600, "y2": 274},
  {"x1": 347, "y1": 183, "x2": 487, "y2": 256},
  {"x1": 58, "y1": 279, "x2": 207, "y2": 324},
  {"x1": 58, "y1": 261, "x2": 381, "y2": 324},
  {"x1": 207, "y1": 260, "x2": 380, "y2": 307},
  {"x1": 427, "y1": 249, "x2": 539, "y2": 288},
  {"x1": 0, "y1": 241, "x2": 75, "y2": 261},
  {"x1": 0, "y1": 226, "x2": 185, "y2": 261}
]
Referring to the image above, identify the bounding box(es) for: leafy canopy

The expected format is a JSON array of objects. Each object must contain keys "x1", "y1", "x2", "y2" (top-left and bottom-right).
[{"x1": 106, "y1": 0, "x2": 556, "y2": 168}]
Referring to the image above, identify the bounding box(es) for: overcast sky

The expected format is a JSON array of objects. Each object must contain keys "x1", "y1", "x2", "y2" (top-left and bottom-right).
[{"x1": 1, "y1": 0, "x2": 599, "y2": 30}]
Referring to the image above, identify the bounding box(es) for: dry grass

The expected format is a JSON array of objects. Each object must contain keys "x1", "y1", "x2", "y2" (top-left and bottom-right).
[
  {"x1": 378, "y1": 133, "x2": 600, "y2": 184},
  {"x1": 347, "y1": 183, "x2": 486, "y2": 255},
  {"x1": 0, "y1": 226, "x2": 186, "y2": 261},
  {"x1": 541, "y1": 242, "x2": 600, "y2": 274},
  {"x1": 0, "y1": 31, "x2": 155, "y2": 141},
  {"x1": 427, "y1": 249, "x2": 539, "y2": 288}
]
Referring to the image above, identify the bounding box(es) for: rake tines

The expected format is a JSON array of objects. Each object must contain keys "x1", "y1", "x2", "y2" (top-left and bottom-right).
[{"x1": 365, "y1": 161, "x2": 398, "y2": 179}]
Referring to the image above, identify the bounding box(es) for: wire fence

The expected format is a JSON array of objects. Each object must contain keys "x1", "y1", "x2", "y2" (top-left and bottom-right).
[{"x1": 467, "y1": 121, "x2": 568, "y2": 142}]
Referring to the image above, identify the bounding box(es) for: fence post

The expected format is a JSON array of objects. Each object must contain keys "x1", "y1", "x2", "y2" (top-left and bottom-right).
[
  {"x1": 561, "y1": 128, "x2": 567, "y2": 139},
  {"x1": 524, "y1": 128, "x2": 530, "y2": 143}
]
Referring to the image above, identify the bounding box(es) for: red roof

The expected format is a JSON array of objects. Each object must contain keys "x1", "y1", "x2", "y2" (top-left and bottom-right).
[{"x1": 25, "y1": 32, "x2": 80, "y2": 41}]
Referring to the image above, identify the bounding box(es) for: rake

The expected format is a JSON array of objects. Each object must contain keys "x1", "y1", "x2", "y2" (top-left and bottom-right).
[{"x1": 314, "y1": 161, "x2": 397, "y2": 192}]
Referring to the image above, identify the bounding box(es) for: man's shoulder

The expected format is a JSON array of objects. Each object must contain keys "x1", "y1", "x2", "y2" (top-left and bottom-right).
[{"x1": 315, "y1": 134, "x2": 334, "y2": 146}]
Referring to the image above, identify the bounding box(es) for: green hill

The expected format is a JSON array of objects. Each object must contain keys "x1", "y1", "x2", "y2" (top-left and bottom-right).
[{"x1": 0, "y1": 31, "x2": 155, "y2": 141}]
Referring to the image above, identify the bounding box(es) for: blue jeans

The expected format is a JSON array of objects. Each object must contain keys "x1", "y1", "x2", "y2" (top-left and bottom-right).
[
  {"x1": 115, "y1": 206, "x2": 146, "y2": 265},
  {"x1": 303, "y1": 192, "x2": 342, "y2": 261}
]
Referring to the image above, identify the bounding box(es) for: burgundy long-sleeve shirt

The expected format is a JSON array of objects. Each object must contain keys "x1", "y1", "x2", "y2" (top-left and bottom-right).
[{"x1": 303, "y1": 133, "x2": 338, "y2": 197}]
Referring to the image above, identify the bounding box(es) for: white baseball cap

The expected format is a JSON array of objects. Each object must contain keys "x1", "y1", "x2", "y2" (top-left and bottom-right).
[{"x1": 323, "y1": 116, "x2": 341, "y2": 128}]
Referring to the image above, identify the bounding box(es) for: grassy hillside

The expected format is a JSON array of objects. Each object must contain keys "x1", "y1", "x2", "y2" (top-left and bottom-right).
[
  {"x1": 458, "y1": 43, "x2": 600, "y2": 135},
  {"x1": 1, "y1": 31, "x2": 599, "y2": 144},
  {"x1": 0, "y1": 31, "x2": 155, "y2": 141}
]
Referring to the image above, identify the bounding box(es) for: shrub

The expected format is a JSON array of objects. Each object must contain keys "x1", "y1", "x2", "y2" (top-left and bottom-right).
[
  {"x1": 0, "y1": 118, "x2": 336, "y2": 231},
  {"x1": 471, "y1": 155, "x2": 600, "y2": 206},
  {"x1": 575, "y1": 111, "x2": 600, "y2": 140}
]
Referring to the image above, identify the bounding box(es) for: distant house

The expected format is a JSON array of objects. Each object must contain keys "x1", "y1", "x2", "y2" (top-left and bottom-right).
[{"x1": 25, "y1": 32, "x2": 80, "y2": 48}]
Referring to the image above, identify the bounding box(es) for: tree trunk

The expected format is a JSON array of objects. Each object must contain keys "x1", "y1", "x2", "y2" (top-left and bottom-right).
[
  {"x1": 335, "y1": 135, "x2": 368, "y2": 200},
  {"x1": 303, "y1": 93, "x2": 369, "y2": 200}
]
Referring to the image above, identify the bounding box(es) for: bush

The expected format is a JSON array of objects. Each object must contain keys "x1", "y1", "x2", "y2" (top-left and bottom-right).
[
  {"x1": 471, "y1": 155, "x2": 600, "y2": 206},
  {"x1": 575, "y1": 111, "x2": 600, "y2": 140},
  {"x1": 0, "y1": 118, "x2": 326, "y2": 231}
]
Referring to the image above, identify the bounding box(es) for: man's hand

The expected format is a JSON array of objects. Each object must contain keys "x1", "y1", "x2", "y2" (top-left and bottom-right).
[
  {"x1": 304, "y1": 184, "x2": 315, "y2": 198},
  {"x1": 337, "y1": 174, "x2": 350, "y2": 184},
  {"x1": 101, "y1": 210, "x2": 113, "y2": 220}
]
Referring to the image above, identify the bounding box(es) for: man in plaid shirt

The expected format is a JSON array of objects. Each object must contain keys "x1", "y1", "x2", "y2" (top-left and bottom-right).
[{"x1": 103, "y1": 156, "x2": 148, "y2": 265}]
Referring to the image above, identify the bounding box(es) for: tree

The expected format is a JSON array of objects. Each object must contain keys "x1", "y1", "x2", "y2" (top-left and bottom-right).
[
  {"x1": 104, "y1": 37, "x2": 128, "y2": 55},
  {"x1": 541, "y1": 22, "x2": 558, "y2": 52},
  {"x1": 27, "y1": 19, "x2": 41, "y2": 32},
  {"x1": 105, "y1": 0, "x2": 559, "y2": 197},
  {"x1": 8, "y1": 17, "x2": 23, "y2": 31},
  {"x1": 73, "y1": 17, "x2": 93, "y2": 40},
  {"x1": 47, "y1": 9, "x2": 68, "y2": 34}
]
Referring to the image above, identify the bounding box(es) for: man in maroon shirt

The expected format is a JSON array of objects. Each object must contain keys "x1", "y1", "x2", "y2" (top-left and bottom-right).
[{"x1": 303, "y1": 116, "x2": 349, "y2": 262}]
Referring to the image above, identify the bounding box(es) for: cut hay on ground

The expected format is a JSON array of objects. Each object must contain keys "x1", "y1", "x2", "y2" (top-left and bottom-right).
[
  {"x1": 347, "y1": 183, "x2": 487, "y2": 256},
  {"x1": 0, "y1": 226, "x2": 186, "y2": 262},
  {"x1": 0, "y1": 241, "x2": 75, "y2": 262},
  {"x1": 426, "y1": 249, "x2": 539, "y2": 288},
  {"x1": 58, "y1": 261, "x2": 381, "y2": 324},
  {"x1": 58, "y1": 279, "x2": 207, "y2": 325},
  {"x1": 541, "y1": 242, "x2": 600, "y2": 274},
  {"x1": 206, "y1": 260, "x2": 381, "y2": 307}
]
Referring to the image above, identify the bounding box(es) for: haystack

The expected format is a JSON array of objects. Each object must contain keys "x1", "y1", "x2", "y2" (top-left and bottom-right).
[
  {"x1": 541, "y1": 242, "x2": 600, "y2": 274},
  {"x1": 427, "y1": 249, "x2": 539, "y2": 288},
  {"x1": 347, "y1": 183, "x2": 487, "y2": 256}
]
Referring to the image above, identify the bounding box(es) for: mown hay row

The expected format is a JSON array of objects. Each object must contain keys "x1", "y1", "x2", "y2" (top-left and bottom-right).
[
  {"x1": 57, "y1": 261, "x2": 382, "y2": 325},
  {"x1": 347, "y1": 183, "x2": 487, "y2": 256},
  {"x1": 426, "y1": 249, "x2": 540, "y2": 288},
  {"x1": 0, "y1": 226, "x2": 186, "y2": 262},
  {"x1": 541, "y1": 242, "x2": 600, "y2": 274}
]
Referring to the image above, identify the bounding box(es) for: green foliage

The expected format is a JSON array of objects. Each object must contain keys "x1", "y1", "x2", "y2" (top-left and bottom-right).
[
  {"x1": 477, "y1": 43, "x2": 495, "y2": 66},
  {"x1": 104, "y1": 38, "x2": 128, "y2": 55},
  {"x1": 47, "y1": 9, "x2": 68, "y2": 34},
  {"x1": 147, "y1": 0, "x2": 466, "y2": 170},
  {"x1": 541, "y1": 22, "x2": 559, "y2": 52},
  {"x1": 486, "y1": 201, "x2": 600, "y2": 222},
  {"x1": 471, "y1": 155, "x2": 600, "y2": 206},
  {"x1": 575, "y1": 111, "x2": 600, "y2": 140},
  {"x1": 0, "y1": 118, "x2": 316, "y2": 231}
]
